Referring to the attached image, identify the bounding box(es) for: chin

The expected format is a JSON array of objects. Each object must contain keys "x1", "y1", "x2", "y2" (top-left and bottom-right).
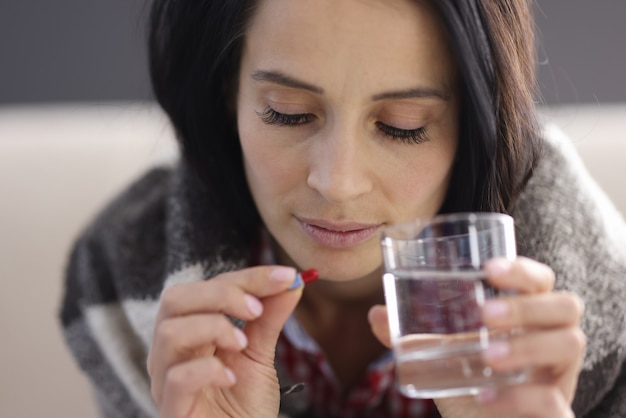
[{"x1": 299, "y1": 250, "x2": 383, "y2": 282}]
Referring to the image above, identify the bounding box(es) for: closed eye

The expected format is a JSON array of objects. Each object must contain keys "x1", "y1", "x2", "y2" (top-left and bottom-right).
[
  {"x1": 376, "y1": 121, "x2": 430, "y2": 144},
  {"x1": 256, "y1": 107, "x2": 315, "y2": 126},
  {"x1": 257, "y1": 107, "x2": 429, "y2": 145}
]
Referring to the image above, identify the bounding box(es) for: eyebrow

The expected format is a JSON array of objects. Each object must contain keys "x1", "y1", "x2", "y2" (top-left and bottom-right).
[
  {"x1": 251, "y1": 70, "x2": 450, "y2": 101},
  {"x1": 372, "y1": 87, "x2": 450, "y2": 102},
  {"x1": 251, "y1": 70, "x2": 324, "y2": 94}
]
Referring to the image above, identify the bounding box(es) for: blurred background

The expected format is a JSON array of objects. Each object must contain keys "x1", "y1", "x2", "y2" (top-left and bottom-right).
[
  {"x1": 1, "y1": 1, "x2": 625, "y2": 417},
  {"x1": 2, "y1": 0, "x2": 626, "y2": 105}
]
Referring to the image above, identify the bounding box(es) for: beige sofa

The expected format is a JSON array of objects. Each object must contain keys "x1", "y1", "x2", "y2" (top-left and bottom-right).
[{"x1": 0, "y1": 102, "x2": 624, "y2": 418}]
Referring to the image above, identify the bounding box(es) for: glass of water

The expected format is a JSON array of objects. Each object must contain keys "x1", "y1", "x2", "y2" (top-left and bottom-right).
[{"x1": 381, "y1": 212, "x2": 527, "y2": 398}]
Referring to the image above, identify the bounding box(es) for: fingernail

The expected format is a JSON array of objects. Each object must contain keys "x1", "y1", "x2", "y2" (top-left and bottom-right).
[
  {"x1": 287, "y1": 268, "x2": 319, "y2": 290},
  {"x1": 485, "y1": 258, "x2": 512, "y2": 277},
  {"x1": 245, "y1": 294, "x2": 263, "y2": 317},
  {"x1": 484, "y1": 341, "x2": 510, "y2": 360},
  {"x1": 270, "y1": 266, "x2": 297, "y2": 282},
  {"x1": 483, "y1": 300, "x2": 509, "y2": 318},
  {"x1": 287, "y1": 273, "x2": 303, "y2": 290},
  {"x1": 233, "y1": 327, "x2": 248, "y2": 348},
  {"x1": 225, "y1": 367, "x2": 237, "y2": 384},
  {"x1": 477, "y1": 387, "x2": 498, "y2": 404}
]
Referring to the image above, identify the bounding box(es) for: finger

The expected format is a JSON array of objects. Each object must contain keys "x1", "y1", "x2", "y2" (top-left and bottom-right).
[
  {"x1": 368, "y1": 305, "x2": 392, "y2": 348},
  {"x1": 482, "y1": 291, "x2": 584, "y2": 329},
  {"x1": 148, "y1": 314, "x2": 247, "y2": 404},
  {"x1": 157, "y1": 265, "x2": 298, "y2": 323},
  {"x1": 483, "y1": 327, "x2": 586, "y2": 375},
  {"x1": 485, "y1": 256, "x2": 555, "y2": 294},
  {"x1": 243, "y1": 284, "x2": 303, "y2": 359},
  {"x1": 158, "y1": 356, "x2": 236, "y2": 417},
  {"x1": 477, "y1": 384, "x2": 574, "y2": 417}
]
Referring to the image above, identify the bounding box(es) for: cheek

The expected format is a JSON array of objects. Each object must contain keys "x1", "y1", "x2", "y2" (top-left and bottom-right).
[
  {"x1": 393, "y1": 164, "x2": 444, "y2": 199},
  {"x1": 238, "y1": 118, "x2": 303, "y2": 202},
  {"x1": 240, "y1": 139, "x2": 278, "y2": 195},
  {"x1": 387, "y1": 144, "x2": 457, "y2": 216},
  {"x1": 384, "y1": 102, "x2": 459, "y2": 211}
]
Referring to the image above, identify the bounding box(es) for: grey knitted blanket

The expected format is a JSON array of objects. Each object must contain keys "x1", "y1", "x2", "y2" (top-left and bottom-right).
[{"x1": 60, "y1": 128, "x2": 626, "y2": 417}]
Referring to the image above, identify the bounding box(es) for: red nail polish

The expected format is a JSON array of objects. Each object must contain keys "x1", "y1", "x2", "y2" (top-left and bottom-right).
[{"x1": 300, "y1": 268, "x2": 319, "y2": 284}]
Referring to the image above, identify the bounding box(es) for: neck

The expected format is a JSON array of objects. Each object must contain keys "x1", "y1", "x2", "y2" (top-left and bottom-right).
[
  {"x1": 295, "y1": 271, "x2": 388, "y2": 390},
  {"x1": 271, "y1": 239, "x2": 389, "y2": 389}
]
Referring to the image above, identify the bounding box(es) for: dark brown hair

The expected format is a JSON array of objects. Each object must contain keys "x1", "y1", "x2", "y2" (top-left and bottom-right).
[
  {"x1": 431, "y1": 0, "x2": 542, "y2": 214},
  {"x1": 148, "y1": 0, "x2": 542, "y2": 242}
]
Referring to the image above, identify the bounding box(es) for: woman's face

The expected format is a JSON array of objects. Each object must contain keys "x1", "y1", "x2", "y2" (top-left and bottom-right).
[{"x1": 237, "y1": 0, "x2": 459, "y2": 281}]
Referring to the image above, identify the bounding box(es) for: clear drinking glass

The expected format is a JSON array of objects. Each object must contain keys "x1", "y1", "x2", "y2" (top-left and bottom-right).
[{"x1": 381, "y1": 212, "x2": 527, "y2": 398}]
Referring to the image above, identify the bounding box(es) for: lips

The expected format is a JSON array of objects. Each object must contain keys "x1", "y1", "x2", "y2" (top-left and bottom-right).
[{"x1": 295, "y1": 217, "x2": 383, "y2": 249}]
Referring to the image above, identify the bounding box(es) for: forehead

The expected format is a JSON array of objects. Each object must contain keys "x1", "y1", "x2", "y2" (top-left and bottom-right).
[{"x1": 242, "y1": 0, "x2": 457, "y2": 92}]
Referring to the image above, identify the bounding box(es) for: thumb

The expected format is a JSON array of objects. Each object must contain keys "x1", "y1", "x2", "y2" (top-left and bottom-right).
[
  {"x1": 243, "y1": 286, "x2": 303, "y2": 357},
  {"x1": 368, "y1": 304, "x2": 393, "y2": 348}
]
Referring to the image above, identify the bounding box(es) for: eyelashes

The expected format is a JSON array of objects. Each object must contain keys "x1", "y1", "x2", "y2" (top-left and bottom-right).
[
  {"x1": 256, "y1": 107, "x2": 315, "y2": 126},
  {"x1": 256, "y1": 107, "x2": 430, "y2": 145},
  {"x1": 375, "y1": 121, "x2": 429, "y2": 144}
]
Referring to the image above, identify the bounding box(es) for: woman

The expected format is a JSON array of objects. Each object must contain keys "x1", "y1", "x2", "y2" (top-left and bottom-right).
[{"x1": 60, "y1": 0, "x2": 626, "y2": 417}]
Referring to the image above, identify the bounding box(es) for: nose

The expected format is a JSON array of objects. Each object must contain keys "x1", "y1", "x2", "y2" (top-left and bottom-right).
[{"x1": 306, "y1": 125, "x2": 374, "y2": 203}]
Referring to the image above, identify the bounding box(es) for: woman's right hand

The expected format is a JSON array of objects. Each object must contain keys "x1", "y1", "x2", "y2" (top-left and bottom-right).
[{"x1": 147, "y1": 265, "x2": 303, "y2": 418}]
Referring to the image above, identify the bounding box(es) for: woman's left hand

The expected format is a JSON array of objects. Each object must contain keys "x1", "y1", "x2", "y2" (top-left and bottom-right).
[{"x1": 368, "y1": 256, "x2": 586, "y2": 418}]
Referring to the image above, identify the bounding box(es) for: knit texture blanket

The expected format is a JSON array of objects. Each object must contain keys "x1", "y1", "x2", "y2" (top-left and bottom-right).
[{"x1": 60, "y1": 127, "x2": 626, "y2": 417}]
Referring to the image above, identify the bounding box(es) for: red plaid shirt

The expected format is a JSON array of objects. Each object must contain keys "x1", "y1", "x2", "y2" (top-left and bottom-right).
[{"x1": 275, "y1": 315, "x2": 437, "y2": 417}]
